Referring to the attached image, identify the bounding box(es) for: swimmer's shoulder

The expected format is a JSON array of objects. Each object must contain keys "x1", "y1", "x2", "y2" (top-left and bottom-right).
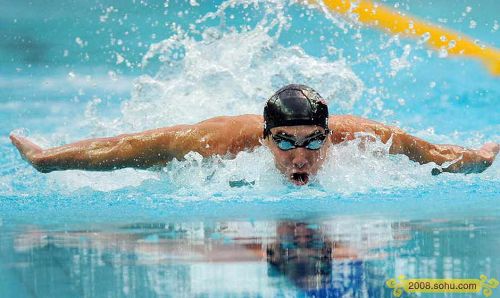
[
  {"x1": 197, "y1": 114, "x2": 263, "y2": 132},
  {"x1": 196, "y1": 114, "x2": 263, "y2": 153},
  {"x1": 225, "y1": 114, "x2": 263, "y2": 151},
  {"x1": 328, "y1": 114, "x2": 375, "y2": 143},
  {"x1": 228, "y1": 114, "x2": 263, "y2": 128},
  {"x1": 329, "y1": 115, "x2": 402, "y2": 144}
]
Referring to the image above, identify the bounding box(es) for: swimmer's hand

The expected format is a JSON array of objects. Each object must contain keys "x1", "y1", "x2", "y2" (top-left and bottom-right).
[
  {"x1": 480, "y1": 142, "x2": 500, "y2": 155},
  {"x1": 10, "y1": 134, "x2": 49, "y2": 172},
  {"x1": 431, "y1": 142, "x2": 499, "y2": 175}
]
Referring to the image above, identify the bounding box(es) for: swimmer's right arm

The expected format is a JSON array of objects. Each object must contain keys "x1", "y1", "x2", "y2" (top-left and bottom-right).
[{"x1": 10, "y1": 115, "x2": 263, "y2": 173}]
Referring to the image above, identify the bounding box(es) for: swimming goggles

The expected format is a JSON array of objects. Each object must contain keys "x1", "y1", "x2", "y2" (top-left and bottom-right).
[{"x1": 272, "y1": 131, "x2": 328, "y2": 151}]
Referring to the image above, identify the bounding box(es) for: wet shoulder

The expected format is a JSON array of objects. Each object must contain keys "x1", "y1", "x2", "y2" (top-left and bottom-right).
[
  {"x1": 328, "y1": 115, "x2": 374, "y2": 143},
  {"x1": 328, "y1": 115, "x2": 400, "y2": 144},
  {"x1": 227, "y1": 114, "x2": 263, "y2": 152},
  {"x1": 198, "y1": 114, "x2": 262, "y2": 134},
  {"x1": 197, "y1": 114, "x2": 263, "y2": 154}
]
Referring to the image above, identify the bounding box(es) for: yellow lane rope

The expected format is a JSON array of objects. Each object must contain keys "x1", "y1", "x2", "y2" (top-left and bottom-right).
[{"x1": 313, "y1": 0, "x2": 500, "y2": 75}]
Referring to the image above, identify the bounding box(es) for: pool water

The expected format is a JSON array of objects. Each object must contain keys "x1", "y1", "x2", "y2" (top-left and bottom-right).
[{"x1": 1, "y1": 0, "x2": 499, "y2": 297}]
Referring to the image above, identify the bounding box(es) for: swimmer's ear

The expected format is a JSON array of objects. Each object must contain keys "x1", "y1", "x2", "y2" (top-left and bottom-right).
[{"x1": 259, "y1": 135, "x2": 270, "y2": 146}]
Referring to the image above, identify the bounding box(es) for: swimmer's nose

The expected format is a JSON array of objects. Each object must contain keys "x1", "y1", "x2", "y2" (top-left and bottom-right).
[{"x1": 292, "y1": 148, "x2": 308, "y2": 169}]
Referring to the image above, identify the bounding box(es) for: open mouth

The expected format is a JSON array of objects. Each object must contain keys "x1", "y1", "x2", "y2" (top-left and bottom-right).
[{"x1": 290, "y1": 172, "x2": 309, "y2": 186}]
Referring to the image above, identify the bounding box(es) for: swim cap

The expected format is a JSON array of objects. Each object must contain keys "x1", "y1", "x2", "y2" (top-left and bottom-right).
[{"x1": 263, "y1": 84, "x2": 329, "y2": 138}]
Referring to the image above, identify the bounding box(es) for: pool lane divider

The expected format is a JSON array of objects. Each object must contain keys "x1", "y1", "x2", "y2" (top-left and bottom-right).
[{"x1": 309, "y1": 0, "x2": 500, "y2": 76}]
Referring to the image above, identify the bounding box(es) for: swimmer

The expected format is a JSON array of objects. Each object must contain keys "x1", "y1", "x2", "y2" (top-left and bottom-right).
[{"x1": 10, "y1": 84, "x2": 499, "y2": 186}]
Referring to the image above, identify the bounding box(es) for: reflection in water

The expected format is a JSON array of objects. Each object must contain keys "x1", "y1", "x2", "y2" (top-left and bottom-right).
[
  {"x1": 267, "y1": 222, "x2": 368, "y2": 297},
  {"x1": 3, "y1": 217, "x2": 499, "y2": 297}
]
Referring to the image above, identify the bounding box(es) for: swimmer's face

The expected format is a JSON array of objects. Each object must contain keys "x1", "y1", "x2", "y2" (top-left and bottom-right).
[
  {"x1": 265, "y1": 125, "x2": 331, "y2": 186},
  {"x1": 267, "y1": 222, "x2": 333, "y2": 288}
]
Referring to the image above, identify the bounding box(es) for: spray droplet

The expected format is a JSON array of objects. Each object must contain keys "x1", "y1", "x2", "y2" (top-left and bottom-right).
[
  {"x1": 420, "y1": 32, "x2": 431, "y2": 43},
  {"x1": 108, "y1": 71, "x2": 118, "y2": 81},
  {"x1": 115, "y1": 52, "x2": 125, "y2": 64},
  {"x1": 493, "y1": 21, "x2": 499, "y2": 32},
  {"x1": 75, "y1": 37, "x2": 85, "y2": 47},
  {"x1": 438, "y1": 48, "x2": 448, "y2": 58}
]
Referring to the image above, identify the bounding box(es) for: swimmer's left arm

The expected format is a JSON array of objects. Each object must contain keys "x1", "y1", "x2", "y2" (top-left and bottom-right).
[
  {"x1": 331, "y1": 115, "x2": 499, "y2": 174},
  {"x1": 391, "y1": 132, "x2": 498, "y2": 175}
]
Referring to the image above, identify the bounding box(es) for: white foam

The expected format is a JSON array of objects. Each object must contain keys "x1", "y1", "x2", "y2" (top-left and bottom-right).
[
  {"x1": 317, "y1": 136, "x2": 437, "y2": 194},
  {"x1": 6, "y1": 0, "x2": 498, "y2": 198},
  {"x1": 83, "y1": 1, "x2": 363, "y2": 135},
  {"x1": 48, "y1": 169, "x2": 160, "y2": 192}
]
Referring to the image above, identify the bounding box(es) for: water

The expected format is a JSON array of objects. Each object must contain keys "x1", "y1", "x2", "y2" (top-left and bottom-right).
[{"x1": 1, "y1": 0, "x2": 499, "y2": 297}]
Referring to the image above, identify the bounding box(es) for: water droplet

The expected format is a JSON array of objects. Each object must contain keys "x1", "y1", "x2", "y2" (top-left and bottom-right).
[
  {"x1": 75, "y1": 37, "x2": 85, "y2": 47},
  {"x1": 420, "y1": 32, "x2": 431, "y2": 43},
  {"x1": 108, "y1": 71, "x2": 118, "y2": 81},
  {"x1": 493, "y1": 21, "x2": 499, "y2": 32},
  {"x1": 438, "y1": 48, "x2": 448, "y2": 58},
  {"x1": 115, "y1": 52, "x2": 125, "y2": 64}
]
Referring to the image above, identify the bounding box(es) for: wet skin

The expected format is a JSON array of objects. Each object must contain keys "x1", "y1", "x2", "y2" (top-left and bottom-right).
[
  {"x1": 264, "y1": 125, "x2": 331, "y2": 185},
  {"x1": 10, "y1": 114, "x2": 499, "y2": 186}
]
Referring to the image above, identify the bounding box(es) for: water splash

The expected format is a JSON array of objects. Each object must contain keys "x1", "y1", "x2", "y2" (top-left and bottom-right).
[
  {"x1": 318, "y1": 135, "x2": 437, "y2": 194},
  {"x1": 4, "y1": 0, "x2": 499, "y2": 199}
]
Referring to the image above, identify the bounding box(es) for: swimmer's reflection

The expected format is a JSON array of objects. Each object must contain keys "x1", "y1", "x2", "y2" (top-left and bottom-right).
[
  {"x1": 267, "y1": 222, "x2": 363, "y2": 297},
  {"x1": 13, "y1": 220, "x2": 394, "y2": 296}
]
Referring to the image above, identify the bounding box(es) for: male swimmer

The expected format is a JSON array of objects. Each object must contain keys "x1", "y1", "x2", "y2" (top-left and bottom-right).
[{"x1": 10, "y1": 84, "x2": 499, "y2": 186}]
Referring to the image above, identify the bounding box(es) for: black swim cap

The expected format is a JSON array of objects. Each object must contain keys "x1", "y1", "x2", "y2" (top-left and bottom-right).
[{"x1": 263, "y1": 84, "x2": 329, "y2": 138}]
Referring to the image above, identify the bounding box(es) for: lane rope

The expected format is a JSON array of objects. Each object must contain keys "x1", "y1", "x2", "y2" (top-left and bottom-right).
[{"x1": 311, "y1": 0, "x2": 500, "y2": 75}]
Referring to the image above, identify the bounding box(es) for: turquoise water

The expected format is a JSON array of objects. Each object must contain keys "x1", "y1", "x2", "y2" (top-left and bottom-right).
[{"x1": 1, "y1": 0, "x2": 499, "y2": 297}]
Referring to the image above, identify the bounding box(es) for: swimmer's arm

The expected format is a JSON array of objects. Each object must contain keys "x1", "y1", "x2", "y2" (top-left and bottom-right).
[
  {"x1": 332, "y1": 115, "x2": 499, "y2": 174},
  {"x1": 10, "y1": 115, "x2": 263, "y2": 173},
  {"x1": 390, "y1": 131, "x2": 498, "y2": 174},
  {"x1": 10, "y1": 125, "x2": 202, "y2": 172}
]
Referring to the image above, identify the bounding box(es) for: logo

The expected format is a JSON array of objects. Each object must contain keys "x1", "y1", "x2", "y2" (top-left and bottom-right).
[{"x1": 386, "y1": 275, "x2": 499, "y2": 297}]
